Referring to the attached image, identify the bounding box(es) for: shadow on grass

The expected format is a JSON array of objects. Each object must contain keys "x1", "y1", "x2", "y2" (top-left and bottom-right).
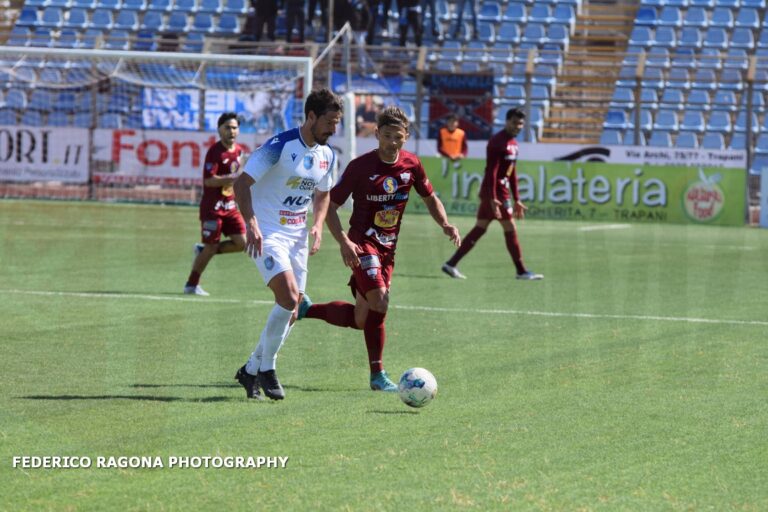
[
  {"x1": 130, "y1": 383, "x2": 236, "y2": 389},
  {"x1": 283, "y1": 384, "x2": 359, "y2": 393},
  {"x1": 367, "y1": 410, "x2": 420, "y2": 415},
  {"x1": 391, "y1": 273, "x2": 442, "y2": 280},
  {"x1": 18, "y1": 395, "x2": 241, "y2": 403}
]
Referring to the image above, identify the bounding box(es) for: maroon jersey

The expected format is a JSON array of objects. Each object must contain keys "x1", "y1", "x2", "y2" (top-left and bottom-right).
[
  {"x1": 479, "y1": 129, "x2": 520, "y2": 203},
  {"x1": 331, "y1": 149, "x2": 434, "y2": 250},
  {"x1": 199, "y1": 142, "x2": 244, "y2": 219}
]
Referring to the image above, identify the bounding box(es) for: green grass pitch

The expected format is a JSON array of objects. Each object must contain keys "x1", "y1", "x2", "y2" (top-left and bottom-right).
[{"x1": 1, "y1": 200, "x2": 767, "y2": 511}]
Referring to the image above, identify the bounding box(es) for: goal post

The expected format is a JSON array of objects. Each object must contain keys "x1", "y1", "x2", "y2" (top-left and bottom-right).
[{"x1": 0, "y1": 45, "x2": 314, "y2": 203}]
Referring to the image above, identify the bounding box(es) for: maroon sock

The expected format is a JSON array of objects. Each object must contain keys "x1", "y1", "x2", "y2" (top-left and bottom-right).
[
  {"x1": 186, "y1": 271, "x2": 201, "y2": 287},
  {"x1": 446, "y1": 226, "x2": 486, "y2": 267},
  {"x1": 305, "y1": 301, "x2": 360, "y2": 329},
  {"x1": 364, "y1": 310, "x2": 386, "y2": 373},
  {"x1": 504, "y1": 230, "x2": 527, "y2": 275}
]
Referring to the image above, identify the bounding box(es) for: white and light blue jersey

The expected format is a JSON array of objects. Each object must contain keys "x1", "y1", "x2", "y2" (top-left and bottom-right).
[{"x1": 243, "y1": 127, "x2": 336, "y2": 239}]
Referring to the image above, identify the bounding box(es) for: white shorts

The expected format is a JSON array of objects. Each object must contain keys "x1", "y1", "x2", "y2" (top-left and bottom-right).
[{"x1": 252, "y1": 233, "x2": 308, "y2": 292}]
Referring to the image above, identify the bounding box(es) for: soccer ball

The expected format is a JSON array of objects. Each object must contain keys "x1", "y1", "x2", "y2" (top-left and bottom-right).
[{"x1": 398, "y1": 368, "x2": 438, "y2": 408}]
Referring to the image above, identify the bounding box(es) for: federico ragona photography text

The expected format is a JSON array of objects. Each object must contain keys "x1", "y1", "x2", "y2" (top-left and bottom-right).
[{"x1": 12, "y1": 456, "x2": 289, "y2": 470}]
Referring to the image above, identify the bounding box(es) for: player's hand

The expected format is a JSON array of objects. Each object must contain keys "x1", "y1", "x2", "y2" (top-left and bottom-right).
[
  {"x1": 513, "y1": 200, "x2": 527, "y2": 220},
  {"x1": 245, "y1": 220, "x2": 262, "y2": 258},
  {"x1": 309, "y1": 224, "x2": 322, "y2": 256},
  {"x1": 340, "y1": 240, "x2": 361, "y2": 268},
  {"x1": 443, "y1": 224, "x2": 461, "y2": 247},
  {"x1": 492, "y1": 199, "x2": 503, "y2": 220}
]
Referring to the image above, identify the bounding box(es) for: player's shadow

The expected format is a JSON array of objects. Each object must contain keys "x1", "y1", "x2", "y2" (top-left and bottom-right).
[
  {"x1": 81, "y1": 290, "x2": 193, "y2": 297},
  {"x1": 391, "y1": 273, "x2": 442, "y2": 280},
  {"x1": 18, "y1": 394, "x2": 238, "y2": 403},
  {"x1": 130, "y1": 383, "x2": 236, "y2": 389},
  {"x1": 367, "y1": 410, "x2": 420, "y2": 415},
  {"x1": 283, "y1": 384, "x2": 359, "y2": 393}
]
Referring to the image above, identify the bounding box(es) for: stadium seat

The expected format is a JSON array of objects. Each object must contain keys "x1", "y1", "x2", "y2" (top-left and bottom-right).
[
  {"x1": 599, "y1": 130, "x2": 622, "y2": 145},
  {"x1": 643, "y1": 0, "x2": 664, "y2": 6},
  {"x1": 692, "y1": 69, "x2": 717, "y2": 90},
  {"x1": 755, "y1": 133, "x2": 768, "y2": 154},
  {"x1": 610, "y1": 87, "x2": 634, "y2": 109},
  {"x1": 648, "y1": 131, "x2": 673, "y2": 147},
  {"x1": 477, "y1": 22, "x2": 496, "y2": 42},
  {"x1": 546, "y1": 24, "x2": 569, "y2": 49},
  {"x1": 55, "y1": 29, "x2": 80, "y2": 48},
  {"x1": 530, "y1": 85, "x2": 550, "y2": 109},
  {"x1": 654, "y1": 110, "x2": 679, "y2": 131},
  {"x1": 666, "y1": 68, "x2": 690, "y2": 89},
  {"x1": 167, "y1": 12, "x2": 189, "y2": 31},
  {"x1": 729, "y1": 132, "x2": 746, "y2": 150},
  {"x1": 528, "y1": 3, "x2": 551, "y2": 24},
  {"x1": 99, "y1": 113, "x2": 123, "y2": 128},
  {"x1": 706, "y1": 111, "x2": 732, "y2": 133},
  {"x1": 8, "y1": 27, "x2": 31, "y2": 46},
  {"x1": 616, "y1": 66, "x2": 638, "y2": 88},
  {"x1": 735, "y1": 111, "x2": 759, "y2": 132},
  {"x1": 191, "y1": 12, "x2": 214, "y2": 32},
  {"x1": 90, "y1": 9, "x2": 114, "y2": 30},
  {"x1": 114, "y1": 10, "x2": 140, "y2": 31},
  {"x1": 21, "y1": 111, "x2": 44, "y2": 127},
  {"x1": 48, "y1": 112, "x2": 71, "y2": 127},
  {"x1": 703, "y1": 28, "x2": 728, "y2": 49},
  {"x1": 665, "y1": 0, "x2": 687, "y2": 6},
  {"x1": 741, "y1": 90, "x2": 764, "y2": 111},
  {"x1": 503, "y1": 2, "x2": 526, "y2": 24},
  {"x1": 697, "y1": 48, "x2": 723, "y2": 69},
  {"x1": 710, "y1": 7, "x2": 735, "y2": 29},
  {"x1": 689, "y1": 0, "x2": 714, "y2": 6},
  {"x1": 723, "y1": 48, "x2": 749, "y2": 68},
  {"x1": 5, "y1": 89, "x2": 27, "y2": 110},
  {"x1": 29, "y1": 28, "x2": 54, "y2": 47},
  {"x1": 675, "y1": 131, "x2": 699, "y2": 148},
  {"x1": 52, "y1": 91, "x2": 78, "y2": 111},
  {"x1": 72, "y1": 112, "x2": 92, "y2": 128},
  {"x1": 478, "y1": 1, "x2": 502, "y2": 23},
  {"x1": 658, "y1": 6, "x2": 682, "y2": 27},
  {"x1": 71, "y1": 0, "x2": 97, "y2": 8},
  {"x1": 39, "y1": 7, "x2": 64, "y2": 28},
  {"x1": 730, "y1": 28, "x2": 755, "y2": 49},
  {"x1": 133, "y1": 31, "x2": 158, "y2": 51},
  {"x1": 521, "y1": 23, "x2": 545, "y2": 44},
  {"x1": 28, "y1": 90, "x2": 53, "y2": 111},
  {"x1": 628, "y1": 109, "x2": 653, "y2": 131},
  {"x1": 623, "y1": 129, "x2": 646, "y2": 145},
  {"x1": 97, "y1": 0, "x2": 121, "y2": 8},
  {"x1": 181, "y1": 33, "x2": 205, "y2": 52},
  {"x1": 715, "y1": 0, "x2": 739, "y2": 8},
  {"x1": 532, "y1": 64, "x2": 556, "y2": 86},
  {"x1": 735, "y1": 7, "x2": 759, "y2": 29},
  {"x1": 635, "y1": 6, "x2": 657, "y2": 25},
  {"x1": 687, "y1": 90, "x2": 711, "y2": 110},
  {"x1": 63, "y1": 8, "x2": 88, "y2": 29},
  {"x1": 141, "y1": 11, "x2": 165, "y2": 31},
  {"x1": 463, "y1": 40, "x2": 487, "y2": 62},
  {"x1": 628, "y1": 26, "x2": 652, "y2": 47},
  {"x1": 641, "y1": 67, "x2": 664, "y2": 89},
  {"x1": 551, "y1": 4, "x2": 575, "y2": 30},
  {"x1": 25, "y1": 0, "x2": 46, "y2": 6},
  {"x1": 496, "y1": 22, "x2": 521, "y2": 44},
  {"x1": 677, "y1": 28, "x2": 702, "y2": 51},
  {"x1": 148, "y1": 0, "x2": 173, "y2": 10},
  {"x1": 680, "y1": 111, "x2": 705, "y2": 132},
  {"x1": 0, "y1": 108, "x2": 17, "y2": 125},
  {"x1": 216, "y1": 13, "x2": 239, "y2": 34},
  {"x1": 81, "y1": 29, "x2": 103, "y2": 48},
  {"x1": 222, "y1": 0, "x2": 247, "y2": 14},
  {"x1": 603, "y1": 110, "x2": 629, "y2": 130},
  {"x1": 743, "y1": 0, "x2": 766, "y2": 7},
  {"x1": 16, "y1": 7, "x2": 39, "y2": 27},
  {"x1": 654, "y1": 26, "x2": 676, "y2": 47},
  {"x1": 173, "y1": 0, "x2": 198, "y2": 13},
  {"x1": 683, "y1": 7, "x2": 707, "y2": 28},
  {"x1": 712, "y1": 90, "x2": 737, "y2": 111},
  {"x1": 104, "y1": 30, "x2": 130, "y2": 50}
]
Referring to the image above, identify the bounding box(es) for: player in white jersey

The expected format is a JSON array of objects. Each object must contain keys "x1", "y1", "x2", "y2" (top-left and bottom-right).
[{"x1": 233, "y1": 88, "x2": 343, "y2": 400}]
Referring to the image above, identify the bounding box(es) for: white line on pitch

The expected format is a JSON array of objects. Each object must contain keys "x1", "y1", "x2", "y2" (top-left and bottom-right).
[
  {"x1": 579, "y1": 224, "x2": 632, "y2": 232},
  {"x1": 2, "y1": 289, "x2": 767, "y2": 327}
]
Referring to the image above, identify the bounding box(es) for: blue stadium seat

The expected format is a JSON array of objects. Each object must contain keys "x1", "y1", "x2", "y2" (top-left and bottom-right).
[
  {"x1": 689, "y1": 0, "x2": 714, "y2": 6},
  {"x1": 723, "y1": 48, "x2": 749, "y2": 68},
  {"x1": 39, "y1": 7, "x2": 64, "y2": 28},
  {"x1": 199, "y1": 0, "x2": 222, "y2": 12},
  {"x1": 680, "y1": 111, "x2": 705, "y2": 132},
  {"x1": 714, "y1": 0, "x2": 739, "y2": 7},
  {"x1": 643, "y1": 0, "x2": 664, "y2": 6},
  {"x1": 114, "y1": 10, "x2": 140, "y2": 31},
  {"x1": 437, "y1": 40, "x2": 461, "y2": 61},
  {"x1": 551, "y1": 4, "x2": 575, "y2": 29},
  {"x1": 730, "y1": 27, "x2": 755, "y2": 49},
  {"x1": 133, "y1": 31, "x2": 158, "y2": 51},
  {"x1": 97, "y1": 0, "x2": 121, "y2": 8},
  {"x1": 743, "y1": 0, "x2": 766, "y2": 6},
  {"x1": 81, "y1": 29, "x2": 103, "y2": 48},
  {"x1": 603, "y1": 110, "x2": 629, "y2": 130},
  {"x1": 503, "y1": 2, "x2": 526, "y2": 24},
  {"x1": 141, "y1": 11, "x2": 165, "y2": 31},
  {"x1": 687, "y1": 89, "x2": 711, "y2": 110},
  {"x1": 610, "y1": 87, "x2": 634, "y2": 109},
  {"x1": 478, "y1": 1, "x2": 502, "y2": 23},
  {"x1": 55, "y1": 29, "x2": 79, "y2": 48},
  {"x1": 64, "y1": 8, "x2": 88, "y2": 29},
  {"x1": 616, "y1": 65, "x2": 638, "y2": 87},
  {"x1": 729, "y1": 132, "x2": 746, "y2": 150},
  {"x1": 181, "y1": 32, "x2": 205, "y2": 52},
  {"x1": 16, "y1": 8, "x2": 39, "y2": 28},
  {"x1": 477, "y1": 22, "x2": 496, "y2": 42},
  {"x1": 71, "y1": 0, "x2": 97, "y2": 8},
  {"x1": 30, "y1": 28, "x2": 54, "y2": 47},
  {"x1": 741, "y1": 90, "x2": 764, "y2": 111},
  {"x1": 628, "y1": 109, "x2": 653, "y2": 131},
  {"x1": 703, "y1": 27, "x2": 728, "y2": 49},
  {"x1": 649, "y1": 131, "x2": 673, "y2": 147},
  {"x1": 167, "y1": 12, "x2": 189, "y2": 31},
  {"x1": 521, "y1": 23, "x2": 545, "y2": 44},
  {"x1": 123, "y1": 0, "x2": 148, "y2": 8},
  {"x1": 99, "y1": 113, "x2": 123, "y2": 128},
  {"x1": 6, "y1": 89, "x2": 28, "y2": 109},
  {"x1": 532, "y1": 64, "x2": 556, "y2": 86},
  {"x1": 73, "y1": 112, "x2": 92, "y2": 128},
  {"x1": 528, "y1": 3, "x2": 551, "y2": 24},
  {"x1": 25, "y1": 0, "x2": 46, "y2": 6},
  {"x1": 635, "y1": 6, "x2": 657, "y2": 25},
  {"x1": 676, "y1": 131, "x2": 699, "y2": 148},
  {"x1": 488, "y1": 42, "x2": 512, "y2": 63},
  {"x1": 173, "y1": 0, "x2": 198, "y2": 13},
  {"x1": 654, "y1": 110, "x2": 679, "y2": 131},
  {"x1": 757, "y1": 134, "x2": 768, "y2": 155},
  {"x1": 216, "y1": 13, "x2": 239, "y2": 34},
  {"x1": 48, "y1": 112, "x2": 71, "y2": 127},
  {"x1": 546, "y1": 23, "x2": 568, "y2": 49},
  {"x1": 104, "y1": 30, "x2": 130, "y2": 50},
  {"x1": 658, "y1": 6, "x2": 682, "y2": 27},
  {"x1": 683, "y1": 7, "x2": 707, "y2": 28},
  {"x1": 148, "y1": 0, "x2": 173, "y2": 10},
  {"x1": 628, "y1": 26, "x2": 652, "y2": 46},
  {"x1": 497, "y1": 22, "x2": 520, "y2": 44},
  {"x1": 706, "y1": 111, "x2": 732, "y2": 132},
  {"x1": 665, "y1": 0, "x2": 688, "y2": 6},
  {"x1": 735, "y1": 7, "x2": 759, "y2": 28},
  {"x1": 640, "y1": 89, "x2": 659, "y2": 110},
  {"x1": 0, "y1": 108, "x2": 17, "y2": 125},
  {"x1": 710, "y1": 8, "x2": 734, "y2": 28},
  {"x1": 464, "y1": 41, "x2": 487, "y2": 62},
  {"x1": 666, "y1": 68, "x2": 690, "y2": 89},
  {"x1": 654, "y1": 27, "x2": 676, "y2": 48},
  {"x1": 28, "y1": 90, "x2": 53, "y2": 111},
  {"x1": 712, "y1": 90, "x2": 737, "y2": 111},
  {"x1": 90, "y1": 9, "x2": 114, "y2": 30},
  {"x1": 691, "y1": 69, "x2": 717, "y2": 90},
  {"x1": 530, "y1": 85, "x2": 550, "y2": 108},
  {"x1": 750, "y1": 155, "x2": 768, "y2": 175},
  {"x1": 52, "y1": 91, "x2": 78, "y2": 111},
  {"x1": 734, "y1": 111, "x2": 759, "y2": 132},
  {"x1": 222, "y1": 0, "x2": 247, "y2": 14},
  {"x1": 678, "y1": 28, "x2": 702, "y2": 50},
  {"x1": 20, "y1": 111, "x2": 43, "y2": 127},
  {"x1": 8, "y1": 27, "x2": 31, "y2": 46},
  {"x1": 600, "y1": 130, "x2": 622, "y2": 145},
  {"x1": 698, "y1": 48, "x2": 723, "y2": 69},
  {"x1": 623, "y1": 129, "x2": 646, "y2": 145},
  {"x1": 537, "y1": 43, "x2": 563, "y2": 66},
  {"x1": 641, "y1": 66, "x2": 664, "y2": 89}
]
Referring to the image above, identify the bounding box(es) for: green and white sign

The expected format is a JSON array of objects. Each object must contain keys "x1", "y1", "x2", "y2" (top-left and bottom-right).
[{"x1": 413, "y1": 157, "x2": 746, "y2": 226}]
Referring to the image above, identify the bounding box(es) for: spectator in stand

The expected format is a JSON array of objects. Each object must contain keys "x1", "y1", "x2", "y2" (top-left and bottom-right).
[
  {"x1": 452, "y1": 0, "x2": 477, "y2": 40},
  {"x1": 251, "y1": 0, "x2": 278, "y2": 41},
  {"x1": 422, "y1": 0, "x2": 440, "y2": 38},
  {"x1": 307, "y1": 0, "x2": 328, "y2": 33},
  {"x1": 398, "y1": 0, "x2": 422, "y2": 46},
  {"x1": 356, "y1": 95, "x2": 381, "y2": 137},
  {"x1": 437, "y1": 113, "x2": 468, "y2": 175},
  {"x1": 285, "y1": 0, "x2": 306, "y2": 42}
]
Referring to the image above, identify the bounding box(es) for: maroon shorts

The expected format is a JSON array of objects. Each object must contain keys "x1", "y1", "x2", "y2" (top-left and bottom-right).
[
  {"x1": 476, "y1": 197, "x2": 514, "y2": 221},
  {"x1": 200, "y1": 209, "x2": 246, "y2": 244},
  {"x1": 347, "y1": 240, "x2": 395, "y2": 298}
]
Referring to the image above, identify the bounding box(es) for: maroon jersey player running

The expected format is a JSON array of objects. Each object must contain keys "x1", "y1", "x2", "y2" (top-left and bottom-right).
[
  {"x1": 442, "y1": 107, "x2": 543, "y2": 281},
  {"x1": 184, "y1": 112, "x2": 247, "y2": 296},
  {"x1": 298, "y1": 106, "x2": 461, "y2": 391}
]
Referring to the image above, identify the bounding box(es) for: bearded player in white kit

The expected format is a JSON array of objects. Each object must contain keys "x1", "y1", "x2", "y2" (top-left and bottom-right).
[{"x1": 233, "y1": 89, "x2": 343, "y2": 400}]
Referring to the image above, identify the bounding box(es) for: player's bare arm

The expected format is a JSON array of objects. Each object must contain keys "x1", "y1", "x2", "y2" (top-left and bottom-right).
[
  {"x1": 233, "y1": 173, "x2": 263, "y2": 257},
  {"x1": 203, "y1": 169, "x2": 243, "y2": 188},
  {"x1": 325, "y1": 201, "x2": 361, "y2": 268},
  {"x1": 421, "y1": 193, "x2": 461, "y2": 247},
  {"x1": 309, "y1": 190, "x2": 330, "y2": 256}
]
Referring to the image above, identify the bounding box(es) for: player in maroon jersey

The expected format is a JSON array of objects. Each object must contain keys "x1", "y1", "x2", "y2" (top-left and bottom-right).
[
  {"x1": 297, "y1": 106, "x2": 461, "y2": 391},
  {"x1": 441, "y1": 107, "x2": 543, "y2": 281},
  {"x1": 184, "y1": 112, "x2": 247, "y2": 296}
]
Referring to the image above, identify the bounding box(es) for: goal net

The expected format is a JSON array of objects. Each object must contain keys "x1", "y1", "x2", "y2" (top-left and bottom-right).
[{"x1": 0, "y1": 45, "x2": 314, "y2": 204}]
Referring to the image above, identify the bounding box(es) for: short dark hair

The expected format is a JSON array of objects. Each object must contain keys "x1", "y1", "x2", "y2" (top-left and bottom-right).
[
  {"x1": 506, "y1": 108, "x2": 526, "y2": 120},
  {"x1": 377, "y1": 105, "x2": 409, "y2": 132},
  {"x1": 446, "y1": 114, "x2": 458, "y2": 122},
  {"x1": 305, "y1": 88, "x2": 343, "y2": 118},
  {"x1": 217, "y1": 112, "x2": 239, "y2": 127}
]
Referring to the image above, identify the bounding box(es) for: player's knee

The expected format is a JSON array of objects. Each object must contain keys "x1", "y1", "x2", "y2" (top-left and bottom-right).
[
  {"x1": 369, "y1": 294, "x2": 389, "y2": 314},
  {"x1": 232, "y1": 237, "x2": 246, "y2": 251},
  {"x1": 277, "y1": 293, "x2": 299, "y2": 311}
]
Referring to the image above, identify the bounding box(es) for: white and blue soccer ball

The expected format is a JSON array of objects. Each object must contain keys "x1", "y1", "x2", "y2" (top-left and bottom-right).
[{"x1": 398, "y1": 368, "x2": 437, "y2": 408}]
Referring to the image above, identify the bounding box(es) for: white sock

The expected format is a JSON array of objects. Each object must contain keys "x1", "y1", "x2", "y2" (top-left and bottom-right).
[
  {"x1": 252, "y1": 304, "x2": 294, "y2": 373},
  {"x1": 245, "y1": 339, "x2": 263, "y2": 376}
]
